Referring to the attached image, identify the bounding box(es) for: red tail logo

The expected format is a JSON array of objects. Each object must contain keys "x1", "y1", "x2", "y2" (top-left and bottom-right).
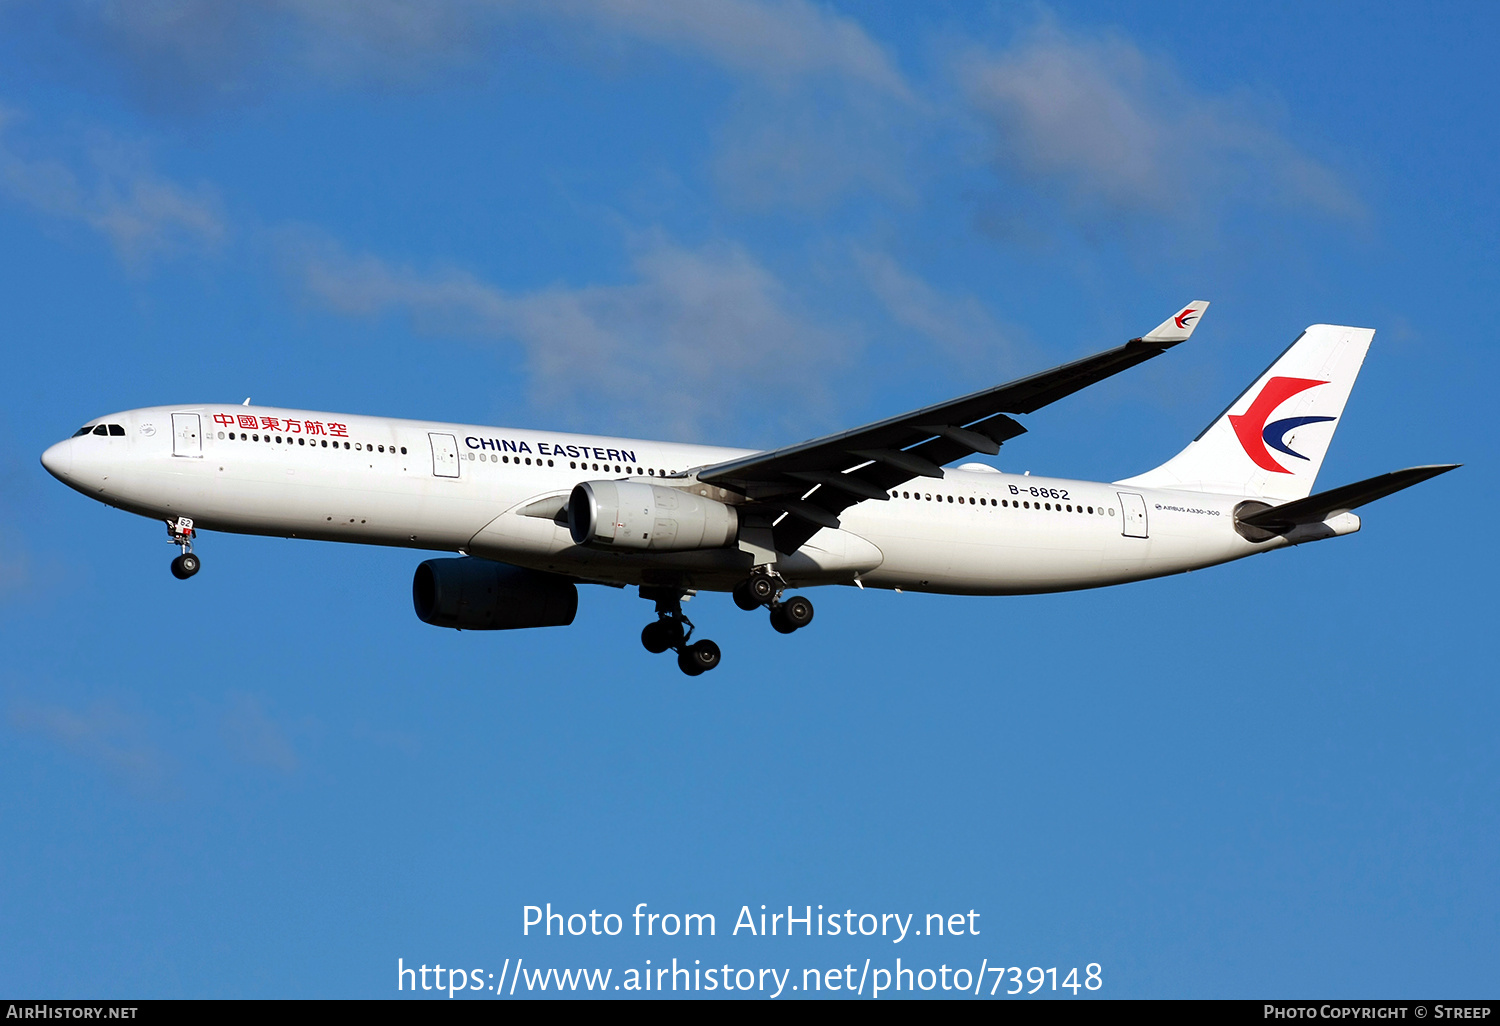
[
  {"x1": 1174, "y1": 307, "x2": 1199, "y2": 330},
  {"x1": 1229, "y1": 377, "x2": 1331, "y2": 473}
]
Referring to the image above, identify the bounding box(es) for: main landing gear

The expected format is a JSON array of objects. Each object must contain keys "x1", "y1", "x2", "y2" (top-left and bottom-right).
[
  {"x1": 733, "y1": 568, "x2": 814, "y2": 635},
  {"x1": 167, "y1": 516, "x2": 200, "y2": 580},
  {"x1": 640, "y1": 587, "x2": 721, "y2": 676}
]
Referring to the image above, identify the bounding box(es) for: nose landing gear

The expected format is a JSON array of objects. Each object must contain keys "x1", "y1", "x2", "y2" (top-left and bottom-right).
[
  {"x1": 640, "y1": 586, "x2": 722, "y2": 676},
  {"x1": 167, "y1": 517, "x2": 200, "y2": 579},
  {"x1": 733, "y1": 568, "x2": 814, "y2": 635}
]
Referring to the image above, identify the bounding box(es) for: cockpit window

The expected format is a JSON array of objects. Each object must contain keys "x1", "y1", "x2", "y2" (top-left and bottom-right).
[
  {"x1": 92, "y1": 425, "x2": 108, "y2": 436},
  {"x1": 108, "y1": 424, "x2": 125, "y2": 436},
  {"x1": 73, "y1": 426, "x2": 94, "y2": 437}
]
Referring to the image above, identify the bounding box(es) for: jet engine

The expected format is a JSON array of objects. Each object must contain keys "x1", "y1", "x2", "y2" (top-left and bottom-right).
[
  {"x1": 568, "y1": 480, "x2": 738, "y2": 551},
  {"x1": 412, "y1": 558, "x2": 578, "y2": 630}
]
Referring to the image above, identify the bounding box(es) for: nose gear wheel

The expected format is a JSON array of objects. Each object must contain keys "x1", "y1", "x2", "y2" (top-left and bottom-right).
[{"x1": 166, "y1": 517, "x2": 200, "y2": 579}]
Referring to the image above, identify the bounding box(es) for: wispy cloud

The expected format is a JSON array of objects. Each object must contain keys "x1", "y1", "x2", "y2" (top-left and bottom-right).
[
  {"x1": 64, "y1": 0, "x2": 909, "y2": 100},
  {"x1": 854, "y1": 248, "x2": 1017, "y2": 366},
  {"x1": 563, "y1": 0, "x2": 910, "y2": 97},
  {"x1": 10, "y1": 698, "x2": 170, "y2": 792},
  {"x1": 0, "y1": 108, "x2": 225, "y2": 265},
  {"x1": 287, "y1": 228, "x2": 849, "y2": 440},
  {"x1": 958, "y1": 23, "x2": 1360, "y2": 224},
  {"x1": 221, "y1": 693, "x2": 300, "y2": 773},
  {"x1": 47, "y1": 1, "x2": 915, "y2": 209}
]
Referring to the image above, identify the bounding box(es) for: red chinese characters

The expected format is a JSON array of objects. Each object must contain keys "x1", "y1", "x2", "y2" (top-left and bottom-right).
[
  {"x1": 237, "y1": 415, "x2": 258, "y2": 429},
  {"x1": 259, "y1": 417, "x2": 281, "y2": 431},
  {"x1": 304, "y1": 421, "x2": 326, "y2": 436},
  {"x1": 213, "y1": 414, "x2": 235, "y2": 426},
  {"x1": 328, "y1": 423, "x2": 348, "y2": 438}
]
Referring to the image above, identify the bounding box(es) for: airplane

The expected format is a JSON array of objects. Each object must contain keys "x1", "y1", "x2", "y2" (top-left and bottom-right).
[{"x1": 41, "y1": 302, "x2": 1456, "y2": 675}]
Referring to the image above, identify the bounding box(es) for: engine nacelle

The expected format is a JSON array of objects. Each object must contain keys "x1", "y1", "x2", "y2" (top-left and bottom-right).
[
  {"x1": 412, "y1": 558, "x2": 578, "y2": 630},
  {"x1": 568, "y1": 480, "x2": 738, "y2": 551}
]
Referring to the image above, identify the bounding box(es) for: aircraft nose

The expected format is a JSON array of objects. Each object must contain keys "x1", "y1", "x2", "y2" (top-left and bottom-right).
[{"x1": 40, "y1": 439, "x2": 73, "y2": 481}]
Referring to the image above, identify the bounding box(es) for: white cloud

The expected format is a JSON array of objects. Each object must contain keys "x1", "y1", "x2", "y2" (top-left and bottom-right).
[
  {"x1": 10, "y1": 698, "x2": 170, "y2": 792},
  {"x1": 0, "y1": 109, "x2": 225, "y2": 265},
  {"x1": 221, "y1": 694, "x2": 300, "y2": 774},
  {"x1": 854, "y1": 248, "x2": 1015, "y2": 365},
  {"x1": 69, "y1": 0, "x2": 909, "y2": 98},
  {"x1": 959, "y1": 24, "x2": 1359, "y2": 222},
  {"x1": 288, "y1": 229, "x2": 849, "y2": 440},
  {"x1": 565, "y1": 0, "x2": 910, "y2": 97}
]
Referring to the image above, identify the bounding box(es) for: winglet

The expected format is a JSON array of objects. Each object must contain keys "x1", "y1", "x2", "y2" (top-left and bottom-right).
[{"x1": 1138, "y1": 301, "x2": 1210, "y2": 344}]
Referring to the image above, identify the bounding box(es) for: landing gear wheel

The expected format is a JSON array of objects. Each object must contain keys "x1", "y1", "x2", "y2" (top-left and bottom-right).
[
  {"x1": 170, "y1": 552, "x2": 200, "y2": 580},
  {"x1": 641, "y1": 621, "x2": 673, "y2": 653},
  {"x1": 732, "y1": 579, "x2": 761, "y2": 611},
  {"x1": 642, "y1": 618, "x2": 686, "y2": 654},
  {"x1": 747, "y1": 574, "x2": 778, "y2": 604},
  {"x1": 769, "y1": 605, "x2": 796, "y2": 634},
  {"x1": 677, "y1": 639, "x2": 721, "y2": 676},
  {"x1": 782, "y1": 594, "x2": 814, "y2": 629}
]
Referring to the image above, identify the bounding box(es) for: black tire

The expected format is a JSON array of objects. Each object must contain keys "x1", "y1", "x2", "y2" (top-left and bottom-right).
[
  {"x1": 732, "y1": 580, "x2": 761, "y2": 611},
  {"x1": 641, "y1": 620, "x2": 673, "y2": 654},
  {"x1": 769, "y1": 605, "x2": 798, "y2": 634},
  {"x1": 170, "y1": 553, "x2": 200, "y2": 580},
  {"x1": 748, "y1": 575, "x2": 777, "y2": 602},
  {"x1": 682, "y1": 639, "x2": 720, "y2": 674},
  {"x1": 783, "y1": 594, "x2": 814, "y2": 629}
]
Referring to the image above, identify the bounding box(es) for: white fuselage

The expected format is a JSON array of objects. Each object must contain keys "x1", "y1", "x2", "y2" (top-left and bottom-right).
[{"x1": 42, "y1": 404, "x2": 1343, "y2": 595}]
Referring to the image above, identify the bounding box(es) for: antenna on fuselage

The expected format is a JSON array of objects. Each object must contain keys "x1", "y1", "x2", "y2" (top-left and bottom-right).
[{"x1": 242, "y1": 398, "x2": 251, "y2": 406}]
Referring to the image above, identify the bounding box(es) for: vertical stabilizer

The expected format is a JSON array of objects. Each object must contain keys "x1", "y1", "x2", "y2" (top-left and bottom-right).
[{"x1": 1118, "y1": 324, "x2": 1373, "y2": 501}]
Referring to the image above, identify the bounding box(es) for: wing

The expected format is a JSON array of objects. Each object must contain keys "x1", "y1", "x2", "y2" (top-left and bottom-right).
[{"x1": 697, "y1": 301, "x2": 1210, "y2": 554}]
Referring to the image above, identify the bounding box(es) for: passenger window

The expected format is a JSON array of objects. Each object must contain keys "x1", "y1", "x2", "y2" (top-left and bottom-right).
[
  {"x1": 321, "y1": 439, "x2": 327, "y2": 447},
  {"x1": 218, "y1": 431, "x2": 225, "y2": 439},
  {"x1": 548, "y1": 459, "x2": 554, "y2": 467},
  {"x1": 400, "y1": 447, "x2": 407, "y2": 454}
]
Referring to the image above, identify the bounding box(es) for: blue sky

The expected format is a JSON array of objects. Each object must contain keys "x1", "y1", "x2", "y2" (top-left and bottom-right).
[{"x1": 1, "y1": 1, "x2": 1494, "y2": 999}]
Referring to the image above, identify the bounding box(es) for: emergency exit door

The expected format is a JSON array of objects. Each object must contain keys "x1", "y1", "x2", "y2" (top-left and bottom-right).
[
  {"x1": 429, "y1": 432, "x2": 460, "y2": 478},
  {"x1": 171, "y1": 413, "x2": 201, "y2": 457},
  {"x1": 1117, "y1": 491, "x2": 1148, "y2": 538}
]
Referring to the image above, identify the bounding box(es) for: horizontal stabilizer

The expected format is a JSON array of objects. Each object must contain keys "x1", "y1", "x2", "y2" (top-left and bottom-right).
[{"x1": 1238, "y1": 464, "x2": 1459, "y2": 532}]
